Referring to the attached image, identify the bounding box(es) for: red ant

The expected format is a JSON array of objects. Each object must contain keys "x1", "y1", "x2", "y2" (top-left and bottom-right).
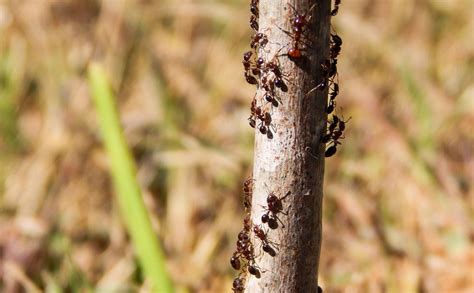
[
  {"x1": 248, "y1": 263, "x2": 261, "y2": 279},
  {"x1": 261, "y1": 191, "x2": 290, "y2": 229},
  {"x1": 279, "y1": 3, "x2": 317, "y2": 59},
  {"x1": 250, "y1": 91, "x2": 276, "y2": 138},
  {"x1": 265, "y1": 55, "x2": 291, "y2": 92},
  {"x1": 257, "y1": 111, "x2": 276, "y2": 138},
  {"x1": 230, "y1": 252, "x2": 241, "y2": 270},
  {"x1": 243, "y1": 177, "x2": 253, "y2": 195},
  {"x1": 253, "y1": 224, "x2": 278, "y2": 257},
  {"x1": 231, "y1": 222, "x2": 254, "y2": 273},
  {"x1": 245, "y1": 72, "x2": 258, "y2": 85},
  {"x1": 232, "y1": 275, "x2": 245, "y2": 292},
  {"x1": 250, "y1": 33, "x2": 268, "y2": 49},
  {"x1": 250, "y1": 0, "x2": 259, "y2": 18},
  {"x1": 242, "y1": 52, "x2": 260, "y2": 85},
  {"x1": 248, "y1": 97, "x2": 258, "y2": 128},
  {"x1": 234, "y1": 229, "x2": 255, "y2": 267},
  {"x1": 250, "y1": 15, "x2": 258, "y2": 31},
  {"x1": 256, "y1": 52, "x2": 290, "y2": 111},
  {"x1": 242, "y1": 51, "x2": 253, "y2": 72}
]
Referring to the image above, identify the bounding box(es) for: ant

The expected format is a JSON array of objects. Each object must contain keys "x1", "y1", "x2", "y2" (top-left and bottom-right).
[
  {"x1": 255, "y1": 54, "x2": 289, "y2": 117},
  {"x1": 331, "y1": 0, "x2": 341, "y2": 16},
  {"x1": 264, "y1": 55, "x2": 290, "y2": 92},
  {"x1": 330, "y1": 82, "x2": 339, "y2": 98},
  {"x1": 242, "y1": 51, "x2": 253, "y2": 75},
  {"x1": 253, "y1": 224, "x2": 278, "y2": 257},
  {"x1": 325, "y1": 82, "x2": 339, "y2": 113},
  {"x1": 242, "y1": 52, "x2": 260, "y2": 85},
  {"x1": 262, "y1": 91, "x2": 280, "y2": 108},
  {"x1": 307, "y1": 60, "x2": 338, "y2": 95},
  {"x1": 231, "y1": 225, "x2": 253, "y2": 272},
  {"x1": 326, "y1": 100, "x2": 336, "y2": 114},
  {"x1": 250, "y1": 33, "x2": 268, "y2": 49},
  {"x1": 235, "y1": 228, "x2": 251, "y2": 250},
  {"x1": 248, "y1": 97, "x2": 258, "y2": 128},
  {"x1": 250, "y1": 15, "x2": 258, "y2": 31},
  {"x1": 311, "y1": 58, "x2": 337, "y2": 93},
  {"x1": 253, "y1": 57, "x2": 265, "y2": 76},
  {"x1": 325, "y1": 141, "x2": 339, "y2": 157},
  {"x1": 261, "y1": 191, "x2": 290, "y2": 229},
  {"x1": 250, "y1": 0, "x2": 259, "y2": 18},
  {"x1": 257, "y1": 111, "x2": 276, "y2": 138},
  {"x1": 280, "y1": 3, "x2": 317, "y2": 60},
  {"x1": 331, "y1": 33, "x2": 342, "y2": 47},
  {"x1": 248, "y1": 116, "x2": 256, "y2": 128},
  {"x1": 250, "y1": 92, "x2": 276, "y2": 137},
  {"x1": 322, "y1": 114, "x2": 350, "y2": 157},
  {"x1": 232, "y1": 275, "x2": 245, "y2": 293},
  {"x1": 235, "y1": 230, "x2": 255, "y2": 265},
  {"x1": 245, "y1": 72, "x2": 258, "y2": 85},
  {"x1": 230, "y1": 252, "x2": 241, "y2": 270},
  {"x1": 330, "y1": 33, "x2": 342, "y2": 59},
  {"x1": 264, "y1": 92, "x2": 274, "y2": 103},
  {"x1": 248, "y1": 263, "x2": 261, "y2": 279},
  {"x1": 261, "y1": 74, "x2": 275, "y2": 93}
]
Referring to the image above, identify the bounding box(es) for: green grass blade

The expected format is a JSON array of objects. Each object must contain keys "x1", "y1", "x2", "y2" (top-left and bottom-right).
[{"x1": 88, "y1": 63, "x2": 174, "y2": 293}]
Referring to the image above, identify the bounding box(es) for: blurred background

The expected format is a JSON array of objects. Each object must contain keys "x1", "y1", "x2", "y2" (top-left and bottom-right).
[{"x1": 0, "y1": 0, "x2": 473, "y2": 292}]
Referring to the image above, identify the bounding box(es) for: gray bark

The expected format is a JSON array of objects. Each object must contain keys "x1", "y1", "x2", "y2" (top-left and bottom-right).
[{"x1": 246, "y1": 0, "x2": 330, "y2": 292}]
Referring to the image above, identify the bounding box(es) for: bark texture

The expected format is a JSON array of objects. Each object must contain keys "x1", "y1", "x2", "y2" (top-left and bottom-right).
[{"x1": 246, "y1": 0, "x2": 330, "y2": 292}]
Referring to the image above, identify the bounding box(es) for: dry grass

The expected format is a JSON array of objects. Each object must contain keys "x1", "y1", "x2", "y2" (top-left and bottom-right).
[{"x1": 0, "y1": 0, "x2": 472, "y2": 292}]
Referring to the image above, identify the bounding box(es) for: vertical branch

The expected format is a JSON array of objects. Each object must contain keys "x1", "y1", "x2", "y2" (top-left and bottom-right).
[{"x1": 246, "y1": 0, "x2": 331, "y2": 292}]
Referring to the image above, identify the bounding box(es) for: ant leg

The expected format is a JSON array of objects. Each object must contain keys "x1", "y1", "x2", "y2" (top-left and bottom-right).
[
  {"x1": 274, "y1": 214, "x2": 286, "y2": 228},
  {"x1": 281, "y1": 191, "x2": 291, "y2": 200},
  {"x1": 275, "y1": 25, "x2": 294, "y2": 39},
  {"x1": 305, "y1": 79, "x2": 328, "y2": 96},
  {"x1": 269, "y1": 123, "x2": 277, "y2": 134}
]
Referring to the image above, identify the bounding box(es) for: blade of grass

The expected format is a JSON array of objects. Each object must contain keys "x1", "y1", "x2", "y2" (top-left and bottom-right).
[{"x1": 88, "y1": 63, "x2": 174, "y2": 293}]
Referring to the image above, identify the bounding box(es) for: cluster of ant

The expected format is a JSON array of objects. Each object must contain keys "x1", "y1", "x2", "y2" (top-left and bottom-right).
[
  {"x1": 244, "y1": 1, "x2": 330, "y2": 140},
  {"x1": 314, "y1": 1, "x2": 348, "y2": 157},
  {"x1": 243, "y1": 0, "x2": 294, "y2": 139},
  {"x1": 231, "y1": 178, "x2": 290, "y2": 292},
  {"x1": 232, "y1": 0, "x2": 346, "y2": 291}
]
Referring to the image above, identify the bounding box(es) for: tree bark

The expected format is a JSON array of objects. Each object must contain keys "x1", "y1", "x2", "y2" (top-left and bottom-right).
[{"x1": 246, "y1": 0, "x2": 330, "y2": 292}]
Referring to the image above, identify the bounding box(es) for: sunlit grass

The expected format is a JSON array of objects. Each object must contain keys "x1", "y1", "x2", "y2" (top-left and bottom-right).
[{"x1": 88, "y1": 63, "x2": 173, "y2": 293}]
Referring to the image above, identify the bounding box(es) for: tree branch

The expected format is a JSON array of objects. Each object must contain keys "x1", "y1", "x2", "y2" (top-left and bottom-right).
[{"x1": 245, "y1": 0, "x2": 331, "y2": 292}]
